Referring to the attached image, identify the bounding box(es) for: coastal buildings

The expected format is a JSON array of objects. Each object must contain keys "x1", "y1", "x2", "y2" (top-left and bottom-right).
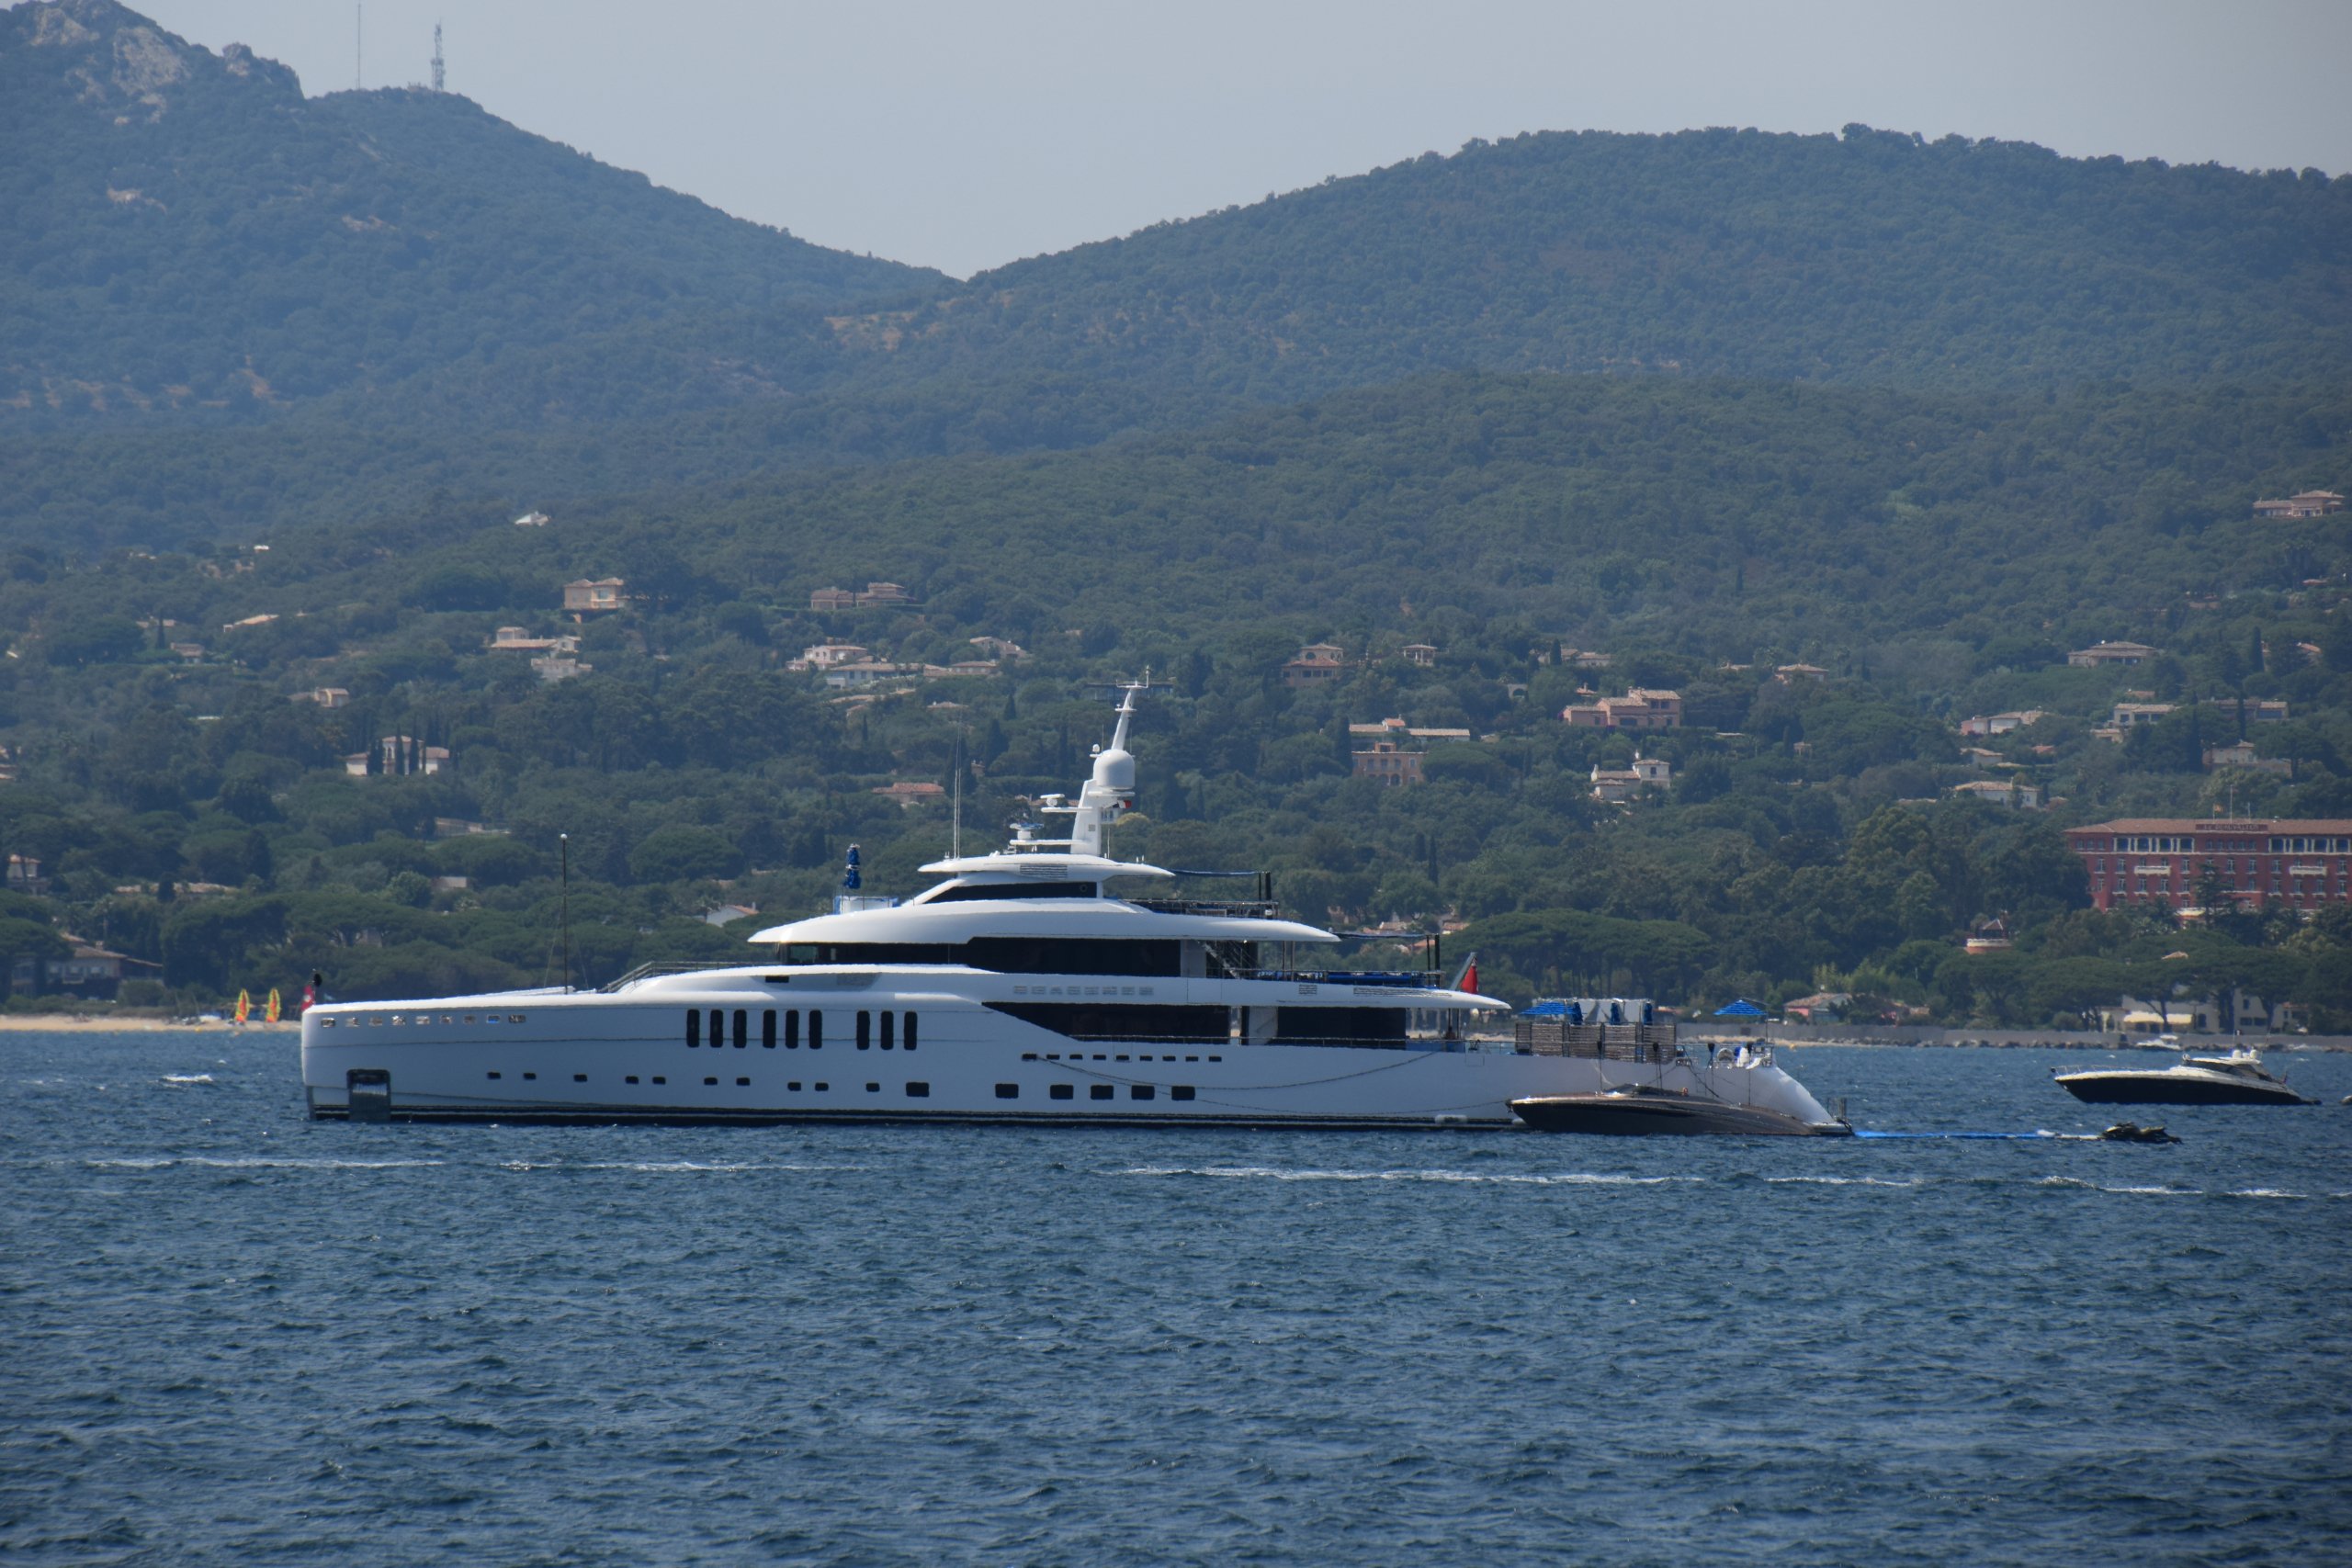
[
  {"x1": 1348, "y1": 719, "x2": 1475, "y2": 786},
  {"x1": 2251, "y1": 490, "x2": 2344, "y2": 519},
  {"x1": 1562, "y1": 688, "x2": 1682, "y2": 729},
  {"x1": 2065, "y1": 818, "x2": 2352, "y2": 911},
  {"x1": 2067, "y1": 640, "x2": 2159, "y2": 668},
  {"x1": 1960, "y1": 709, "x2": 2045, "y2": 738},
  {"x1": 809, "y1": 581, "x2": 918, "y2": 611},
  {"x1": 1352, "y1": 740, "x2": 1424, "y2": 786},
  {"x1": 1590, "y1": 754, "x2": 1671, "y2": 804},
  {"x1": 561, "y1": 578, "x2": 628, "y2": 615}
]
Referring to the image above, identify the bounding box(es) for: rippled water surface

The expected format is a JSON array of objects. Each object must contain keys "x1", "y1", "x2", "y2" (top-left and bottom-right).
[{"x1": 6, "y1": 1032, "x2": 2349, "y2": 1566}]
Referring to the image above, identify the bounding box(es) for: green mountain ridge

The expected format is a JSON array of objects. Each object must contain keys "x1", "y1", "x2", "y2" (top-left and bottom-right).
[{"x1": 0, "y1": 0, "x2": 941, "y2": 423}]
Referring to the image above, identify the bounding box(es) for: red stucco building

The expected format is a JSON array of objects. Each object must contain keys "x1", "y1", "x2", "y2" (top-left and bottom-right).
[{"x1": 2066, "y1": 818, "x2": 2352, "y2": 911}]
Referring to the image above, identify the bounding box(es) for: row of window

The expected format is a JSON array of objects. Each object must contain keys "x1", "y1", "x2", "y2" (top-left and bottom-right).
[
  {"x1": 2099, "y1": 836, "x2": 2349, "y2": 854},
  {"x1": 1021, "y1": 1051, "x2": 1223, "y2": 1064},
  {"x1": 684, "y1": 1009, "x2": 919, "y2": 1051},
  {"x1": 477, "y1": 1072, "x2": 1197, "y2": 1103}
]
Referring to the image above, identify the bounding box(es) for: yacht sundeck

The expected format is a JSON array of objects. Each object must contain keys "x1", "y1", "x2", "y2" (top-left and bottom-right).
[
  {"x1": 2054, "y1": 1045, "x2": 2314, "y2": 1107},
  {"x1": 303, "y1": 683, "x2": 1846, "y2": 1130}
]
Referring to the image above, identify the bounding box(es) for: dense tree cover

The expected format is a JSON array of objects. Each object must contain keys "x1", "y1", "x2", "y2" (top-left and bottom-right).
[
  {"x1": 7, "y1": 6, "x2": 2351, "y2": 1029},
  {"x1": 0, "y1": 372, "x2": 2346, "y2": 1022},
  {"x1": 0, "y1": 0, "x2": 937, "y2": 425}
]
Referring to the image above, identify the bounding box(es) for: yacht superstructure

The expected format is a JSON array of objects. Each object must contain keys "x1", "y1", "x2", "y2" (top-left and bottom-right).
[{"x1": 302, "y1": 683, "x2": 1843, "y2": 1130}]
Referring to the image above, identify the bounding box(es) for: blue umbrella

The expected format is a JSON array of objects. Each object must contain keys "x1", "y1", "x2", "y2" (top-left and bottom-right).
[{"x1": 1713, "y1": 998, "x2": 1766, "y2": 1018}]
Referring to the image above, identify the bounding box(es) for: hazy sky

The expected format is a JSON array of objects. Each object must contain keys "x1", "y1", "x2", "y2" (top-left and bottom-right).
[{"x1": 131, "y1": 0, "x2": 2352, "y2": 279}]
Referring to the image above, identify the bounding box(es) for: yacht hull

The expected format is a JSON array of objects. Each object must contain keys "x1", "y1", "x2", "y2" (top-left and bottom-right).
[
  {"x1": 2055, "y1": 1072, "x2": 2312, "y2": 1107},
  {"x1": 1510, "y1": 1092, "x2": 1849, "y2": 1136},
  {"x1": 300, "y1": 978, "x2": 1839, "y2": 1132}
]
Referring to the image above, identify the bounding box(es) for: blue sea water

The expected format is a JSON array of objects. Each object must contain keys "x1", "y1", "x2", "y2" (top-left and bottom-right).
[{"x1": 4, "y1": 1032, "x2": 2349, "y2": 1567}]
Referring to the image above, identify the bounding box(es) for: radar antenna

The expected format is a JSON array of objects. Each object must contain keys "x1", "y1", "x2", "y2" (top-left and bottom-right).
[{"x1": 430, "y1": 22, "x2": 444, "y2": 92}]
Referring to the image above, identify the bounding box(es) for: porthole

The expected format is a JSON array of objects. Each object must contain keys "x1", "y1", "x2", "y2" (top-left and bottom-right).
[
  {"x1": 704, "y1": 1077, "x2": 718, "y2": 1087},
  {"x1": 626, "y1": 1076, "x2": 640, "y2": 1085},
  {"x1": 573, "y1": 1073, "x2": 587, "y2": 1083},
  {"x1": 1130, "y1": 1085, "x2": 1155, "y2": 1100},
  {"x1": 1171, "y1": 1086, "x2": 1196, "y2": 1101},
  {"x1": 865, "y1": 1082, "x2": 880, "y2": 1093},
  {"x1": 814, "y1": 1081, "x2": 829, "y2": 1092},
  {"x1": 651, "y1": 1076, "x2": 666, "y2": 1085},
  {"x1": 994, "y1": 1083, "x2": 1019, "y2": 1100},
  {"x1": 1090, "y1": 1084, "x2": 1114, "y2": 1100},
  {"x1": 1049, "y1": 1084, "x2": 1074, "y2": 1100},
  {"x1": 736, "y1": 1077, "x2": 750, "y2": 1087},
  {"x1": 787, "y1": 1081, "x2": 802, "y2": 1092},
  {"x1": 486, "y1": 1071, "x2": 501, "y2": 1080},
  {"x1": 908, "y1": 1082, "x2": 932, "y2": 1098},
  {"x1": 523, "y1": 1072, "x2": 537, "y2": 1081}
]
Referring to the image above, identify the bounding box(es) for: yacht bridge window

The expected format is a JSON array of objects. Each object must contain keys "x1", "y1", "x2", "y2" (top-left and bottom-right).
[
  {"x1": 985, "y1": 1001, "x2": 1227, "y2": 1043},
  {"x1": 794, "y1": 937, "x2": 1183, "y2": 977}
]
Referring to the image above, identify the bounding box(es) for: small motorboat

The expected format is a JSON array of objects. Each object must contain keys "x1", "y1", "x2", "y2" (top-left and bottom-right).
[
  {"x1": 1510, "y1": 1082, "x2": 1852, "y2": 1136},
  {"x1": 2054, "y1": 1046, "x2": 2313, "y2": 1107},
  {"x1": 2096, "y1": 1122, "x2": 2180, "y2": 1144}
]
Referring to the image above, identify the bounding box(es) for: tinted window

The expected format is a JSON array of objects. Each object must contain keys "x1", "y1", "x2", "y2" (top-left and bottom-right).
[
  {"x1": 856, "y1": 1010, "x2": 871, "y2": 1050},
  {"x1": 1130, "y1": 1085, "x2": 1155, "y2": 1100},
  {"x1": 1049, "y1": 1083, "x2": 1074, "y2": 1100},
  {"x1": 733, "y1": 1010, "x2": 748, "y2": 1048},
  {"x1": 904, "y1": 1012, "x2": 918, "y2": 1051},
  {"x1": 1090, "y1": 1084, "x2": 1114, "y2": 1100},
  {"x1": 686, "y1": 1010, "x2": 700, "y2": 1047},
  {"x1": 995, "y1": 1083, "x2": 1019, "y2": 1099},
  {"x1": 809, "y1": 1010, "x2": 823, "y2": 1049},
  {"x1": 1171, "y1": 1085, "x2": 1195, "y2": 1101},
  {"x1": 763, "y1": 1010, "x2": 776, "y2": 1048},
  {"x1": 907, "y1": 1082, "x2": 931, "y2": 1098},
  {"x1": 880, "y1": 1011, "x2": 895, "y2": 1050}
]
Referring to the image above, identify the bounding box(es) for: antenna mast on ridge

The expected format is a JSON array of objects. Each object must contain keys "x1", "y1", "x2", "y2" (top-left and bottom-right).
[{"x1": 431, "y1": 22, "x2": 444, "y2": 92}]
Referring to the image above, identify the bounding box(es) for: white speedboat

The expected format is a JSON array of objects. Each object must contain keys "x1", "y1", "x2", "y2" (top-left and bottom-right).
[
  {"x1": 303, "y1": 683, "x2": 1844, "y2": 1130},
  {"x1": 2054, "y1": 1045, "x2": 2314, "y2": 1107}
]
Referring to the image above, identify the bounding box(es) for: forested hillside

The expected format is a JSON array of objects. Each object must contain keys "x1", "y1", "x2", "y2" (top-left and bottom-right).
[
  {"x1": 832, "y1": 125, "x2": 2352, "y2": 406},
  {"x1": 0, "y1": 0, "x2": 938, "y2": 424},
  {"x1": 1, "y1": 372, "x2": 2347, "y2": 1021},
  {"x1": 4, "y1": 1, "x2": 2349, "y2": 1030}
]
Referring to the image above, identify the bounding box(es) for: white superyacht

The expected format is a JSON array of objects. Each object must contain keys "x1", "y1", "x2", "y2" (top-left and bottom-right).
[{"x1": 301, "y1": 683, "x2": 1843, "y2": 1131}]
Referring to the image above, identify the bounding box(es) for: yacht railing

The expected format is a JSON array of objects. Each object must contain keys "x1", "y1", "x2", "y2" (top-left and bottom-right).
[
  {"x1": 1513, "y1": 1018, "x2": 1681, "y2": 1060},
  {"x1": 597, "y1": 961, "x2": 736, "y2": 993},
  {"x1": 1238, "y1": 968, "x2": 1441, "y2": 988},
  {"x1": 1128, "y1": 897, "x2": 1286, "y2": 919}
]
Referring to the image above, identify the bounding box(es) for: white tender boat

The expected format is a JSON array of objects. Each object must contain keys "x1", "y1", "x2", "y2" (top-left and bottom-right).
[
  {"x1": 2054, "y1": 1045, "x2": 2314, "y2": 1107},
  {"x1": 302, "y1": 683, "x2": 1845, "y2": 1130}
]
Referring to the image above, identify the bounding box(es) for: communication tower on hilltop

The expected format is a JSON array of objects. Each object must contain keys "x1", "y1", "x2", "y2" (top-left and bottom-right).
[{"x1": 431, "y1": 23, "x2": 445, "y2": 92}]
